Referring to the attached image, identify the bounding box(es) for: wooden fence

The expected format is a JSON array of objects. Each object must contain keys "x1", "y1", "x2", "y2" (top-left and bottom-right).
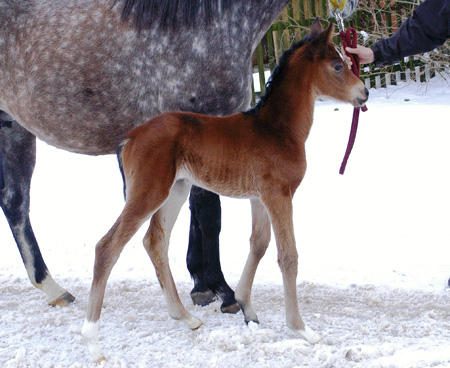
[{"x1": 252, "y1": 0, "x2": 450, "y2": 103}]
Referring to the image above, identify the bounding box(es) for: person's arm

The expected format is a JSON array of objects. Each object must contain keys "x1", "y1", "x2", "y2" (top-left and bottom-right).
[{"x1": 346, "y1": 0, "x2": 450, "y2": 66}]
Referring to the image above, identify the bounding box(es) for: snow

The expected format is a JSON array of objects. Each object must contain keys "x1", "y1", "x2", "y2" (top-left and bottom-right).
[{"x1": 1, "y1": 77, "x2": 450, "y2": 367}]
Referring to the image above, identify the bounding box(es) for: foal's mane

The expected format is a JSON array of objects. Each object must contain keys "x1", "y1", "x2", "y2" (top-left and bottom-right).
[
  {"x1": 115, "y1": 0, "x2": 252, "y2": 30},
  {"x1": 244, "y1": 34, "x2": 315, "y2": 117}
]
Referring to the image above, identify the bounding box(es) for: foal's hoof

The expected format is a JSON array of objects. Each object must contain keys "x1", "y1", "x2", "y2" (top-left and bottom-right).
[
  {"x1": 185, "y1": 315, "x2": 203, "y2": 330},
  {"x1": 294, "y1": 325, "x2": 322, "y2": 344},
  {"x1": 95, "y1": 356, "x2": 107, "y2": 365},
  {"x1": 245, "y1": 315, "x2": 259, "y2": 325},
  {"x1": 190, "y1": 289, "x2": 217, "y2": 307},
  {"x1": 220, "y1": 301, "x2": 240, "y2": 314},
  {"x1": 49, "y1": 291, "x2": 76, "y2": 307}
]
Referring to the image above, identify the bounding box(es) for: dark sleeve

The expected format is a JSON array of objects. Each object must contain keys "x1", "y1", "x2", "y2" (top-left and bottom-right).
[{"x1": 371, "y1": 0, "x2": 450, "y2": 66}]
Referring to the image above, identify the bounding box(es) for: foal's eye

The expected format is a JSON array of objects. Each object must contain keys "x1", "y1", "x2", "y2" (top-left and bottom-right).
[{"x1": 334, "y1": 63, "x2": 343, "y2": 72}]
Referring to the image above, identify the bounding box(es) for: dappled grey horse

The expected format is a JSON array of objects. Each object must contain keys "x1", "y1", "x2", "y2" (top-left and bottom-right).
[{"x1": 0, "y1": 0, "x2": 289, "y2": 309}]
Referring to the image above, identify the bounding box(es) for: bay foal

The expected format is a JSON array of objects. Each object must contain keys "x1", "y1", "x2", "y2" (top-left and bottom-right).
[{"x1": 82, "y1": 21, "x2": 368, "y2": 361}]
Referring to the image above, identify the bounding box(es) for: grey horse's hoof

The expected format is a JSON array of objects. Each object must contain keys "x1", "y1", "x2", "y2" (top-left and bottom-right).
[
  {"x1": 49, "y1": 291, "x2": 76, "y2": 307},
  {"x1": 220, "y1": 301, "x2": 240, "y2": 314},
  {"x1": 191, "y1": 289, "x2": 217, "y2": 306},
  {"x1": 191, "y1": 288, "x2": 240, "y2": 314}
]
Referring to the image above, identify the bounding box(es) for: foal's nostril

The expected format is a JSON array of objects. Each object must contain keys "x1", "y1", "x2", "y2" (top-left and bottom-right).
[
  {"x1": 364, "y1": 88, "x2": 369, "y2": 97},
  {"x1": 356, "y1": 97, "x2": 366, "y2": 105}
]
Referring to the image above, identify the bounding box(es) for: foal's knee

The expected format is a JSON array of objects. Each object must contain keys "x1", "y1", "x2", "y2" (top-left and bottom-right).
[
  {"x1": 93, "y1": 223, "x2": 126, "y2": 272},
  {"x1": 94, "y1": 237, "x2": 113, "y2": 269},
  {"x1": 143, "y1": 215, "x2": 167, "y2": 262},
  {"x1": 277, "y1": 251, "x2": 298, "y2": 274},
  {"x1": 250, "y1": 229, "x2": 271, "y2": 260}
]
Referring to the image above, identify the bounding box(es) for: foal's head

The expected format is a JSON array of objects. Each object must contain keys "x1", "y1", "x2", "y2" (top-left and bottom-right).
[{"x1": 289, "y1": 21, "x2": 368, "y2": 107}]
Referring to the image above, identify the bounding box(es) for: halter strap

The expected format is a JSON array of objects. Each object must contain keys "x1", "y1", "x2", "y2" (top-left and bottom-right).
[{"x1": 339, "y1": 27, "x2": 367, "y2": 175}]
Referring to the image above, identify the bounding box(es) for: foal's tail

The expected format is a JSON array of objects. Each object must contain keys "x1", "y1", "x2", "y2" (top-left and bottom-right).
[{"x1": 117, "y1": 138, "x2": 130, "y2": 201}]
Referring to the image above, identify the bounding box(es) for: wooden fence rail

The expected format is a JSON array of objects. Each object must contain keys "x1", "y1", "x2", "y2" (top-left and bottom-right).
[{"x1": 252, "y1": 0, "x2": 450, "y2": 103}]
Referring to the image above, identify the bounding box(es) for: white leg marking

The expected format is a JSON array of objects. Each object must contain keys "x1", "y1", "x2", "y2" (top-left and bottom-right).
[
  {"x1": 293, "y1": 324, "x2": 322, "y2": 344},
  {"x1": 15, "y1": 226, "x2": 69, "y2": 301},
  {"x1": 81, "y1": 319, "x2": 105, "y2": 363},
  {"x1": 183, "y1": 314, "x2": 203, "y2": 330},
  {"x1": 39, "y1": 277, "x2": 69, "y2": 303}
]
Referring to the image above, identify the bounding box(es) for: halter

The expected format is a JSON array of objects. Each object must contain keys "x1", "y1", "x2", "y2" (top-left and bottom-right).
[
  {"x1": 339, "y1": 27, "x2": 368, "y2": 175},
  {"x1": 329, "y1": 0, "x2": 367, "y2": 174}
]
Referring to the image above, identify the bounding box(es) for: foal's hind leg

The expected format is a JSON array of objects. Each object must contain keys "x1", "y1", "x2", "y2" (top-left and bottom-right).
[
  {"x1": 235, "y1": 199, "x2": 271, "y2": 324},
  {"x1": 0, "y1": 120, "x2": 74, "y2": 306},
  {"x1": 144, "y1": 180, "x2": 202, "y2": 329},
  {"x1": 82, "y1": 200, "x2": 155, "y2": 362},
  {"x1": 187, "y1": 187, "x2": 238, "y2": 313}
]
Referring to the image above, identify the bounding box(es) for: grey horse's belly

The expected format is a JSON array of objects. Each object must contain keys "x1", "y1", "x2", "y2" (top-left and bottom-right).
[{"x1": 0, "y1": 0, "x2": 253, "y2": 155}]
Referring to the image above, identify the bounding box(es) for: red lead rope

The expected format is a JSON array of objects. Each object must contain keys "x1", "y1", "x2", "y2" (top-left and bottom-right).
[{"x1": 339, "y1": 27, "x2": 368, "y2": 175}]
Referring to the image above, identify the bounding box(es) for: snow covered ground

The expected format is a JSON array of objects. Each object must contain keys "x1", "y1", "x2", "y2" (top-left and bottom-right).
[{"x1": 1, "y1": 77, "x2": 450, "y2": 367}]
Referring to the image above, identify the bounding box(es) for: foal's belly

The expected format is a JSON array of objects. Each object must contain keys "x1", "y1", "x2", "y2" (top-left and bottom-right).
[
  {"x1": 198, "y1": 180, "x2": 259, "y2": 199},
  {"x1": 178, "y1": 167, "x2": 259, "y2": 199}
]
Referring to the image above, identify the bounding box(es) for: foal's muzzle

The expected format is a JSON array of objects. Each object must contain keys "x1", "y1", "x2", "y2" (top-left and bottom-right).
[{"x1": 355, "y1": 87, "x2": 369, "y2": 107}]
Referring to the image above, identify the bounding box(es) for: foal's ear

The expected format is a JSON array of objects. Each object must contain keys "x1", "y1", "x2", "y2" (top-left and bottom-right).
[
  {"x1": 309, "y1": 18, "x2": 323, "y2": 37},
  {"x1": 315, "y1": 22, "x2": 334, "y2": 46},
  {"x1": 325, "y1": 22, "x2": 334, "y2": 42}
]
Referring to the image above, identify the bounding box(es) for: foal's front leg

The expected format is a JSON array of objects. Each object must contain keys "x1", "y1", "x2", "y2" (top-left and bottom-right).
[
  {"x1": 144, "y1": 181, "x2": 203, "y2": 330},
  {"x1": 262, "y1": 195, "x2": 321, "y2": 344}
]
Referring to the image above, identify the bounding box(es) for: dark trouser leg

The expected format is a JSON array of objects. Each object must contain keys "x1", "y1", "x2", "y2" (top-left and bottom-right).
[
  {"x1": 186, "y1": 186, "x2": 239, "y2": 313},
  {"x1": 0, "y1": 119, "x2": 74, "y2": 306}
]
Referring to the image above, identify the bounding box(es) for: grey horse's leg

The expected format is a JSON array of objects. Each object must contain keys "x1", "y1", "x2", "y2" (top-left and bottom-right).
[
  {"x1": 187, "y1": 186, "x2": 239, "y2": 313},
  {"x1": 0, "y1": 115, "x2": 74, "y2": 306}
]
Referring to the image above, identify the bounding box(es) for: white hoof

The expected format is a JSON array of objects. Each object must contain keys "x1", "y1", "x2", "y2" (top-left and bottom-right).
[
  {"x1": 81, "y1": 320, "x2": 106, "y2": 363},
  {"x1": 184, "y1": 314, "x2": 203, "y2": 330},
  {"x1": 294, "y1": 325, "x2": 322, "y2": 344}
]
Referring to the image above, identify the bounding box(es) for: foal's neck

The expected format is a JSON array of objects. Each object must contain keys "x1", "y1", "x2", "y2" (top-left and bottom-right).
[{"x1": 256, "y1": 63, "x2": 317, "y2": 144}]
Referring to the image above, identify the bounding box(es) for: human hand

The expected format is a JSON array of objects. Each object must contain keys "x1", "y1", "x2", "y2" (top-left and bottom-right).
[{"x1": 344, "y1": 45, "x2": 375, "y2": 65}]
